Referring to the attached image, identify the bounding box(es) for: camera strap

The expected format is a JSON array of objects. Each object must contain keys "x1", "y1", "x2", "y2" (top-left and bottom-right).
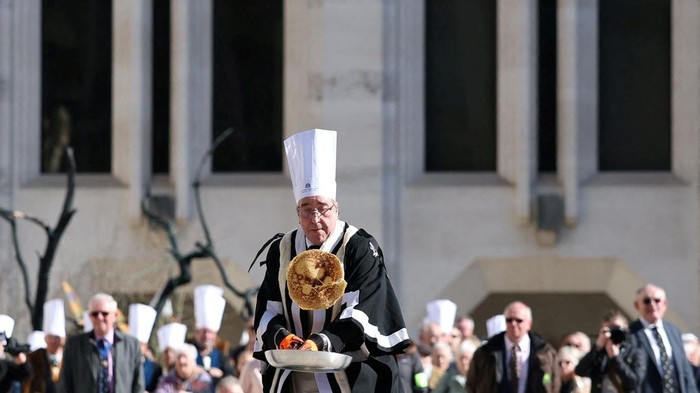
[{"x1": 607, "y1": 365, "x2": 625, "y2": 393}]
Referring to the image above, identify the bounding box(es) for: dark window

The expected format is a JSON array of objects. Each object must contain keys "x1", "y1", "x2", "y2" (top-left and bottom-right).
[
  {"x1": 41, "y1": 0, "x2": 112, "y2": 173},
  {"x1": 599, "y1": 0, "x2": 671, "y2": 171},
  {"x1": 538, "y1": 0, "x2": 557, "y2": 172},
  {"x1": 152, "y1": 0, "x2": 170, "y2": 174},
  {"x1": 425, "y1": 0, "x2": 497, "y2": 172},
  {"x1": 212, "y1": 1, "x2": 283, "y2": 172}
]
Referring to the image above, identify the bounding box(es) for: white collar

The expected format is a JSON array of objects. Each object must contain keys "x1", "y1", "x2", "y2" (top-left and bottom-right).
[
  {"x1": 505, "y1": 333, "x2": 531, "y2": 353},
  {"x1": 639, "y1": 317, "x2": 665, "y2": 331}
]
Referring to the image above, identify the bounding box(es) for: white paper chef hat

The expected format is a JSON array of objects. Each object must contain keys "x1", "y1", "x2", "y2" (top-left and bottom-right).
[
  {"x1": 284, "y1": 129, "x2": 337, "y2": 204},
  {"x1": 194, "y1": 285, "x2": 226, "y2": 332},
  {"x1": 0, "y1": 314, "x2": 15, "y2": 339},
  {"x1": 157, "y1": 322, "x2": 188, "y2": 352},
  {"x1": 128, "y1": 303, "x2": 157, "y2": 344},
  {"x1": 27, "y1": 331, "x2": 47, "y2": 351},
  {"x1": 426, "y1": 299, "x2": 457, "y2": 334},
  {"x1": 486, "y1": 314, "x2": 507, "y2": 338},
  {"x1": 43, "y1": 298, "x2": 66, "y2": 337},
  {"x1": 82, "y1": 310, "x2": 93, "y2": 332}
]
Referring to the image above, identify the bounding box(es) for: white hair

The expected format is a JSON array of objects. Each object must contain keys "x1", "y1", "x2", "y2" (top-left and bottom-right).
[
  {"x1": 456, "y1": 340, "x2": 477, "y2": 358},
  {"x1": 88, "y1": 293, "x2": 118, "y2": 312},
  {"x1": 175, "y1": 343, "x2": 198, "y2": 361}
]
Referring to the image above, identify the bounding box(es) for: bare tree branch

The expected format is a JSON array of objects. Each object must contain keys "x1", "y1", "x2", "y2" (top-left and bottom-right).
[
  {"x1": 145, "y1": 128, "x2": 258, "y2": 331},
  {"x1": 0, "y1": 147, "x2": 77, "y2": 330}
]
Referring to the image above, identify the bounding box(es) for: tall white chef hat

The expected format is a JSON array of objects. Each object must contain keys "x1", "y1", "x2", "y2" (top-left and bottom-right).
[
  {"x1": 82, "y1": 310, "x2": 93, "y2": 332},
  {"x1": 27, "y1": 331, "x2": 47, "y2": 351},
  {"x1": 0, "y1": 314, "x2": 15, "y2": 342},
  {"x1": 157, "y1": 322, "x2": 188, "y2": 352},
  {"x1": 194, "y1": 285, "x2": 226, "y2": 332},
  {"x1": 128, "y1": 303, "x2": 157, "y2": 344},
  {"x1": 486, "y1": 314, "x2": 507, "y2": 338},
  {"x1": 43, "y1": 298, "x2": 66, "y2": 337},
  {"x1": 284, "y1": 129, "x2": 337, "y2": 204},
  {"x1": 426, "y1": 299, "x2": 457, "y2": 335}
]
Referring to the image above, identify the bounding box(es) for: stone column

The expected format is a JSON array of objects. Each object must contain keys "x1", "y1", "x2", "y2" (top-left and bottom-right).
[
  {"x1": 284, "y1": 0, "x2": 324, "y2": 137},
  {"x1": 497, "y1": 0, "x2": 538, "y2": 224},
  {"x1": 170, "y1": 0, "x2": 211, "y2": 221},
  {"x1": 557, "y1": 0, "x2": 598, "y2": 225},
  {"x1": 112, "y1": 0, "x2": 153, "y2": 220},
  {"x1": 671, "y1": 0, "x2": 699, "y2": 182}
]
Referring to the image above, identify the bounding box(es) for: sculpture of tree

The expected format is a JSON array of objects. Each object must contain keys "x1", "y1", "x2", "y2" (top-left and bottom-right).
[
  {"x1": 143, "y1": 128, "x2": 258, "y2": 328},
  {"x1": 0, "y1": 148, "x2": 77, "y2": 331}
]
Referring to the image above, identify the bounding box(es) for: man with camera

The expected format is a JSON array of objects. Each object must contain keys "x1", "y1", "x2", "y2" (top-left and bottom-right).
[
  {"x1": 0, "y1": 315, "x2": 32, "y2": 393},
  {"x1": 575, "y1": 310, "x2": 646, "y2": 393}
]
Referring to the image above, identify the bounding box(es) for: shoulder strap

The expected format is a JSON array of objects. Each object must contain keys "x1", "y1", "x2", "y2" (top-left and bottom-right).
[{"x1": 247, "y1": 233, "x2": 284, "y2": 272}]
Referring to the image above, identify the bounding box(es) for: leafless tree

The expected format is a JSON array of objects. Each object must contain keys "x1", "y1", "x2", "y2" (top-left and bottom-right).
[
  {"x1": 143, "y1": 128, "x2": 257, "y2": 329},
  {"x1": 0, "y1": 148, "x2": 77, "y2": 331}
]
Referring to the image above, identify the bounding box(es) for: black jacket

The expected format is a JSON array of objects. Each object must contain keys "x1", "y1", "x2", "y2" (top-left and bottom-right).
[{"x1": 575, "y1": 339, "x2": 646, "y2": 393}]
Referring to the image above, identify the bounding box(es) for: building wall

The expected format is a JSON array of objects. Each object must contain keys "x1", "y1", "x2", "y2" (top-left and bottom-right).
[{"x1": 0, "y1": 0, "x2": 698, "y2": 344}]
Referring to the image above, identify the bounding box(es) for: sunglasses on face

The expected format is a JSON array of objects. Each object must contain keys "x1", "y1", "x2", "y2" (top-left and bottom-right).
[
  {"x1": 642, "y1": 297, "x2": 663, "y2": 305},
  {"x1": 90, "y1": 311, "x2": 111, "y2": 318},
  {"x1": 505, "y1": 318, "x2": 524, "y2": 324}
]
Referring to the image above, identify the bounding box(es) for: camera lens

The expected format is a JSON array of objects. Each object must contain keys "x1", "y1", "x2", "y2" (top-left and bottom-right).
[{"x1": 609, "y1": 327, "x2": 626, "y2": 344}]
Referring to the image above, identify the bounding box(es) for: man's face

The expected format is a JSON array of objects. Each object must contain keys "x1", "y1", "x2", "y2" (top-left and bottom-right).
[
  {"x1": 297, "y1": 196, "x2": 338, "y2": 245},
  {"x1": 456, "y1": 319, "x2": 474, "y2": 339},
  {"x1": 45, "y1": 334, "x2": 65, "y2": 354},
  {"x1": 89, "y1": 300, "x2": 117, "y2": 337},
  {"x1": 504, "y1": 303, "x2": 532, "y2": 343},
  {"x1": 195, "y1": 327, "x2": 217, "y2": 350},
  {"x1": 425, "y1": 322, "x2": 450, "y2": 346},
  {"x1": 163, "y1": 347, "x2": 176, "y2": 367},
  {"x1": 431, "y1": 345, "x2": 452, "y2": 371},
  {"x1": 634, "y1": 285, "x2": 667, "y2": 324},
  {"x1": 456, "y1": 350, "x2": 474, "y2": 376}
]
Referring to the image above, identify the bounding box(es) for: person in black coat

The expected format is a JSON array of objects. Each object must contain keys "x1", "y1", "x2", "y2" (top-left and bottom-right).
[
  {"x1": 0, "y1": 334, "x2": 32, "y2": 393},
  {"x1": 628, "y1": 283, "x2": 698, "y2": 393},
  {"x1": 575, "y1": 309, "x2": 646, "y2": 393}
]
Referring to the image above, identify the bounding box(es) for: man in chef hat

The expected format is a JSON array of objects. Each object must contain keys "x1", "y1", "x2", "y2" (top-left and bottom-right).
[
  {"x1": 22, "y1": 298, "x2": 67, "y2": 392},
  {"x1": 422, "y1": 299, "x2": 457, "y2": 348},
  {"x1": 128, "y1": 303, "x2": 161, "y2": 392},
  {"x1": 0, "y1": 314, "x2": 32, "y2": 390},
  {"x1": 192, "y1": 285, "x2": 234, "y2": 386},
  {"x1": 252, "y1": 129, "x2": 410, "y2": 392},
  {"x1": 157, "y1": 322, "x2": 187, "y2": 374}
]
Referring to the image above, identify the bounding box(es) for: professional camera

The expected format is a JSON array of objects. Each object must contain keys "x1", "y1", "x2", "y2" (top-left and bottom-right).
[
  {"x1": 3, "y1": 336, "x2": 31, "y2": 356},
  {"x1": 609, "y1": 326, "x2": 626, "y2": 345}
]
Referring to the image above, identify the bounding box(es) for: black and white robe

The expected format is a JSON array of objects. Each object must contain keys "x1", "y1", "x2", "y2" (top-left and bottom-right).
[{"x1": 253, "y1": 221, "x2": 410, "y2": 392}]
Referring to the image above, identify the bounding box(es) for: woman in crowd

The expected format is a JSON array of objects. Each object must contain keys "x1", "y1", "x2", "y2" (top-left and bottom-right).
[
  {"x1": 155, "y1": 343, "x2": 212, "y2": 393},
  {"x1": 557, "y1": 346, "x2": 590, "y2": 393}
]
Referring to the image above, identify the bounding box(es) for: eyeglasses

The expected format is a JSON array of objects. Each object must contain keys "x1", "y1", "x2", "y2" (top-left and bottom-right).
[
  {"x1": 90, "y1": 311, "x2": 111, "y2": 318},
  {"x1": 297, "y1": 205, "x2": 335, "y2": 219},
  {"x1": 558, "y1": 360, "x2": 572, "y2": 366},
  {"x1": 505, "y1": 318, "x2": 524, "y2": 324},
  {"x1": 642, "y1": 297, "x2": 663, "y2": 305}
]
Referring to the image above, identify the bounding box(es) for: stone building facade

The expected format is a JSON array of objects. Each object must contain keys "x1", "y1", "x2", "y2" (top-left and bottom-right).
[{"x1": 1, "y1": 0, "x2": 698, "y2": 344}]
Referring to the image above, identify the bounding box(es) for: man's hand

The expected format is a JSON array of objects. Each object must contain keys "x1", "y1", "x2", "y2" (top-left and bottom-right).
[
  {"x1": 605, "y1": 340, "x2": 621, "y2": 358},
  {"x1": 279, "y1": 334, "x2": 304, "y2": 350},
  {"x1": 15, "y1": 352, "x2": 27, "y2": 365},
  {"x1": 208, "y1": 366, "x2": 224, "y2": 378}
]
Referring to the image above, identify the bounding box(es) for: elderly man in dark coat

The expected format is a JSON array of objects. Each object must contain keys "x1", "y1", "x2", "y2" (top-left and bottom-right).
[{"x1": 467, "y1": 301, "x2": 559, "y2": 393}]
